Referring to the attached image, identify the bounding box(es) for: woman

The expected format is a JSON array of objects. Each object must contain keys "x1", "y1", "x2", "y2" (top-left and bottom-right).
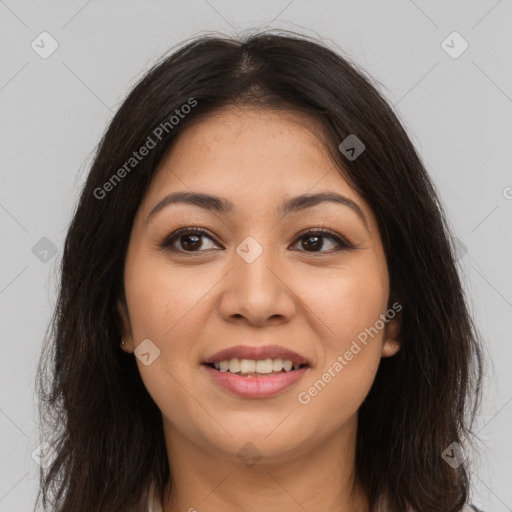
[{"x1": 35, "y1": 30, "x2": 484, "y2": 512}]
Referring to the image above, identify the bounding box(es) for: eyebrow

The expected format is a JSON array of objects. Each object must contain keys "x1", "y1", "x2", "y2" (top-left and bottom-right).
[{"x1": 146, "y1": 191, "x2": 369, "y2": 230}]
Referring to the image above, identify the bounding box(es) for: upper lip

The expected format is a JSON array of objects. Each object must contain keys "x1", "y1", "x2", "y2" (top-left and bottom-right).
[{"x1": 203, "y1": 345, "x2": 310, "y2": 366}]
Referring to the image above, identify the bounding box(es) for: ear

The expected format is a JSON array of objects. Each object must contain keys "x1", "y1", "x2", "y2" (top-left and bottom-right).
[
  {"x1": 116, "y1": 297, "x2": 133, "y2": 353},
  {"x1": 381, "y1": 310, "x2": 401, "y2": 358}
]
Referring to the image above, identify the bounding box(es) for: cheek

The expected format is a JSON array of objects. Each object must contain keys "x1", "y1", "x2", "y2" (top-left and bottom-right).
[
  {"x1": 298, "y1": 256, "x2": 389, "y2": 350},
  {"x1": 296, "y1": 278, "x2": 386, "y2": 425},
  {"x1": 124, "y1": 252, "x2": 213, "y2": 342},
  {"x1": 294, "y1": 257, "x2": 388, "y2": 420},
  {"x1": 123, "y1": 253, "x2": 213, "y2": 428}
]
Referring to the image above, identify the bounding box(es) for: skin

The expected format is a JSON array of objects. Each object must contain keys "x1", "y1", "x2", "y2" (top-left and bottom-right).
[{"x1": 118, "y1": 105, "x2": 401, "y2": 512}]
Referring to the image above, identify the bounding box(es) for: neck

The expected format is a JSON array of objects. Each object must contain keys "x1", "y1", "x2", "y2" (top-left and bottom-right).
[{"x1": 160, "y1": 415, "x2": 369, "y2": 512}]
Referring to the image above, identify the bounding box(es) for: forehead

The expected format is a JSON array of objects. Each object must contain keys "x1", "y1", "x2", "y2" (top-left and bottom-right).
[{"x1": 144, "y1": 105, "x2": 358, "y2": 206}]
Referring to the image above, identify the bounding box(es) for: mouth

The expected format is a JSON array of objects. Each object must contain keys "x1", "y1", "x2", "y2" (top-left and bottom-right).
[
  {"x1": 202, "y1": 359, "x2": 309, "y2": 377},
  {"x1": 201, "y1": 345, "x2": 311, "y2": 398},
  {"x1": 203, "y1": 344, "x2": 310, "y2": 369}
]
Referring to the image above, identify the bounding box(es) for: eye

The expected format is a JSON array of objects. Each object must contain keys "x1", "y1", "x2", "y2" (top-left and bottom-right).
[
  {"x1": 160, "y1": 227, "x2": 221, "y2": 253},
  {"x1": 290, "y1": 228, "x2": 354, "y2": 253},
  {"x1": 160, "y1": 226, "x2": 354, "y2": 255}
]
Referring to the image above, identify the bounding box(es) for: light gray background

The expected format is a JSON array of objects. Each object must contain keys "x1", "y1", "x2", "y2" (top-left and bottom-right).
[{"x1": 1, "y1": 1, "x2": 511, "y2": 510}]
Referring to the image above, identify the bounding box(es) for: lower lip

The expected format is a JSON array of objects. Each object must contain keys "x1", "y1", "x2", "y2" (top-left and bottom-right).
[{"x1": 202, "y1": 364, "x2": 309, "y2": 398}]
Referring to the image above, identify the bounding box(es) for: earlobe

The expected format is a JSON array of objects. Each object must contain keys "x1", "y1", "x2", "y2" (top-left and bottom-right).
[
  {"x1": 382, "y1": 339, "x2": 401, "y2": 357},
  {"x1": 116, "y1": 298, "x2": 133, "y2": 351},
  {"x1": 381, "y1": 315, "x2": 401, "y2": 358}
]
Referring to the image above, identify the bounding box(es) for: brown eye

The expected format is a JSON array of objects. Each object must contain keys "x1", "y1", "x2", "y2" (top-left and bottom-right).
[
  {"x1": 161, "y1": 228, "x2": 221, "y2": 253},
  {"x1": 160, "y1": 226, "x2": 353, "y2": 255},
  {"x1": 291, "y1": 228, "x2": 353, "y2": 253}
]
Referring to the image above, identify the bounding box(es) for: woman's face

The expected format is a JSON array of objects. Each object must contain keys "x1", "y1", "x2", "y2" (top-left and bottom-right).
[{"x1": 119, "y1": 105, "x2": 400, "y2": 464}]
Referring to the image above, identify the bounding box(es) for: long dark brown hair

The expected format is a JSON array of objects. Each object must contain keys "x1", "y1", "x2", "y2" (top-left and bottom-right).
[{"x1": 35, "y1": 29, "x2": 483, "y2": 512}]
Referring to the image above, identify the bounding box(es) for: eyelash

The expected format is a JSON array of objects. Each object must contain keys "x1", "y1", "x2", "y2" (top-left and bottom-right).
[{"x1": 159, "y1": 226, "x2": 355, "y2": 255}]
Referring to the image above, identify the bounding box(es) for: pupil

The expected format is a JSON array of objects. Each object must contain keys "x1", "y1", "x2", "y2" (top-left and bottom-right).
[
  {"x1": 304, "y1": 235, "x2": 321, "y2": 251},
  {"x1": 182, "y1": 234, "x2": 200, "y2": 250}
]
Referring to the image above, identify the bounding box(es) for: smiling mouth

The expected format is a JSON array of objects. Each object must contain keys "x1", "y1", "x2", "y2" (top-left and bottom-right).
[{"x1": 203, "y1": 359, "x2": 309, "y2": 378}]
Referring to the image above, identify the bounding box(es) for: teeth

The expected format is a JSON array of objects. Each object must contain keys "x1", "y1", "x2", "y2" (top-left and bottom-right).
[
  {"x1": 255, "y1": 359, "x2": 273, "y2": 373},
  {"x1": 240, "y1": 359, "x2": 256, "y2": 373},
  {"x1": 283, "y1": 359, "x2": 293, "y2": 372},
  {"x1": 212, "y1": 358, "x2": 302, "y2": 374},
  {"x1": 272, "y1": 358, "x2": 283, "y2": 371},
  {"x1": 229, "y1": 358, "x2": 240, "y2": 373}
]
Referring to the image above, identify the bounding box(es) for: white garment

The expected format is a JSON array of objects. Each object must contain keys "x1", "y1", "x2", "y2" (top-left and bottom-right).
[{"x1": 147, "y1": 480, "x2": 163, "y2": 512}]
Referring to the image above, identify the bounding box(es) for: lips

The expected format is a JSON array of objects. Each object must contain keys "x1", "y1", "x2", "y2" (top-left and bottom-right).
[
  {"x1": 201, "y1": 344, "x2": 311, "y2": 398},
  {"x1": 202, "y1": 345, "x2": 310, "y2": 366},
  {"x1": 202, "y1": 364, "x2": 309, "y2": 398}
]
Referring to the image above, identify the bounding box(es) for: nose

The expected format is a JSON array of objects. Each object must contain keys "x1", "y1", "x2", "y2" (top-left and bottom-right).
[{"x1": 217, "y1": 238, "x2": 297, "y2": 327}]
